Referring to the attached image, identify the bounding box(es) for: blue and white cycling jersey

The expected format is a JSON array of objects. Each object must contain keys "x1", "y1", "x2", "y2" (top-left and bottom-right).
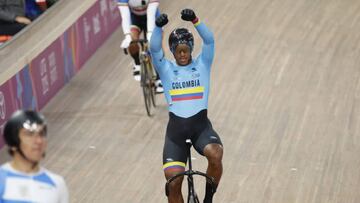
[
  {"x1": 0, "y1": 163, "x2": 69, "y2": 203},
  {"x1": 150, "y1": 21, "x2": 215, "y2": 118}
]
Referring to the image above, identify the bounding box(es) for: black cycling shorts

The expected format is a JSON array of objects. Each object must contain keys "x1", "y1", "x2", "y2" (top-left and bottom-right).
[
  {"x1": 130, "y1": 10, "x2": 160, "y2": 33},
  {"x1": 130, "y1": 12, "x2": 147, "y2": 33},
  {"x1": 162, "y1": 109, "x2": 222, "y2": 171}
]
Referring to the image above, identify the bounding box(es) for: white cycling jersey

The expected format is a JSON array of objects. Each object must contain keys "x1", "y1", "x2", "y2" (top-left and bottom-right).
[
  {"x1": 117, "y1": 0, "x2": 159, "y2": 35},
  {"x1": 118, "y1": 0, "x2": 159, "y2": 16}
]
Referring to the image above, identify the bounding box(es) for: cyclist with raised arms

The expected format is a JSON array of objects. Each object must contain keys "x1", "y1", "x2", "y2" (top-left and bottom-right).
[
  {"x1": 150, "y1": 9, "x2": 223, "y2": 203},
  {"x1": 118, "y1": 0, "x2": 163, "y2": 93},
  {"x1": 0, "y1": 110, "x2": 69, "y2": 203}
]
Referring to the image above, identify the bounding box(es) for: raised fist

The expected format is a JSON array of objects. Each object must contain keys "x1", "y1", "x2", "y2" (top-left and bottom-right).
[
  {"x1": 156, "y1": 14, "x2": 168, "y2": 27},
  {"x1": 181, "y1": 9, "x2": 196, "y2": 22}
]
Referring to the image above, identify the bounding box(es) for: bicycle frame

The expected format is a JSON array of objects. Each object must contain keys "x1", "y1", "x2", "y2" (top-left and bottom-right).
[{"x1": 165, "y1": 139, "x2": 216, "y2": 203}]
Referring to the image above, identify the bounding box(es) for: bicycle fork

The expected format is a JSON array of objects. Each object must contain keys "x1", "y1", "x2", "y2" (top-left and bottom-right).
[{"x1": 186, "y1": 139, "x2": 200, "y2": 203}]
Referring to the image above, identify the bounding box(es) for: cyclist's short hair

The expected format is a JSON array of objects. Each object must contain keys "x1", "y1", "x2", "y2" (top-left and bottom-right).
[{"x1": 168, "y1": 28, "x2": 194, "y2": 54}]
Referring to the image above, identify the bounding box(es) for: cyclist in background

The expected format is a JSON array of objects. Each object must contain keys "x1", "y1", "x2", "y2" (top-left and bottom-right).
[
  {"x1": 118, "y1": 0, "x2": 163, "y2": 93},
  {"x1": 0, "y1": 110, "x2": 69, "y2": 203},
  {"x1": 150, "y1": 9, "x2": 223, "y2": 203}
]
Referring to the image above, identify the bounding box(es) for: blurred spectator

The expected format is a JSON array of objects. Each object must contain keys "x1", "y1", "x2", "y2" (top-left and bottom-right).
[
  {"x1": 0, "y1": 110, "x2": 69, "y2": 202},
  {"x1": 0, "y1": 0, "x2": 48, "y2": 36}
]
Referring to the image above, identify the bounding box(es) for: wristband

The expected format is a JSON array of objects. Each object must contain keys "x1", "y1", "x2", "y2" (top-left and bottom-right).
[{"x1": 192, "y1": 17, "x2": 200, "y2": 26}]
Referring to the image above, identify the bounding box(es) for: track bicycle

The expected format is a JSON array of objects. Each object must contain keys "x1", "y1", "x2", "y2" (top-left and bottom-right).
[
  {"x1": 165, "y1": 139, "x2": 216, "y2": 203},
  {"x1": 124, "y1": 39, "x2": 157, "y2": 117}
]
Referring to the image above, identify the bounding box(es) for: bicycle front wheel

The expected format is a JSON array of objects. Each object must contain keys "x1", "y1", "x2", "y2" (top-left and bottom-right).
[
  {"x1": 141, "y1": 61, "x2": 154, "y2": 116},
  {"x1": 188, "y1": 194, "x2": 200, "y2": 203},
  {"x1": 187, "y1": 175, "x2": 200, "y2": 203}
]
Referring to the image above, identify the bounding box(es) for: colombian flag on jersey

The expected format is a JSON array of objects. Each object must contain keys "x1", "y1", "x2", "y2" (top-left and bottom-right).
[{"x1": 169, "y1": 86, "x2": 204, "y2": 102}]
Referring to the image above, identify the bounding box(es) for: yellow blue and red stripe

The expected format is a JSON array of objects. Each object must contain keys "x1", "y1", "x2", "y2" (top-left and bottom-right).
[
  {"x1": 163, "y1": 161, "x2": 186, "y2": 171},
  {"x1": 193, "y1": 18, "x2": 201, "y2": 27},
  {"x1": 169, "y1": 86, "x2": 204, "y2": 102}
]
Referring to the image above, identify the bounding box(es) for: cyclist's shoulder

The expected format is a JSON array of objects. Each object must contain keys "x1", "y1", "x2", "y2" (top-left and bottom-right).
[
  {"x1": 0, "y1": 163, "x2": 10, "y2": 176},
  {"x1": 40, "y1": 168, "x2": 66, "y2": 187},
  {"x1": 168, "y1": 60, "x2": 182, "y2": 68},
  {"x1": 0, "y1": 163, "x2": 8, "y2": 197},
  {"x1": 0, "y1": 165, "x2": 5, "y2": 179}
]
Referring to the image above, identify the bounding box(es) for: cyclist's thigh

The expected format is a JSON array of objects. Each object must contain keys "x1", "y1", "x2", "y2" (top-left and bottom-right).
[
  {"x1": 193, "y1": 119, "x2": 223, "y2": 156},
  {"x1": 163, "y1": 130, "x2": 188, "y2": 173},
  {"x1": 130, "y1": 29, "x2": 140, "y2": 40}
]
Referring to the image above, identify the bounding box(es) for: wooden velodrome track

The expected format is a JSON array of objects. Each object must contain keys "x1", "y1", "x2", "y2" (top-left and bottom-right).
[{"x1": 2, "y1": 0, "x2": 360, "y2": 202}]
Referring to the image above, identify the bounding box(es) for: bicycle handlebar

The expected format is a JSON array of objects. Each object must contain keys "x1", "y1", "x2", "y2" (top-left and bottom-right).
[
  {"x1": 165, "y1": 170, "x2": 216, "y2": 197},
  {"x1": 165, "y1": 139, "x2": 216, "y2": 197}
]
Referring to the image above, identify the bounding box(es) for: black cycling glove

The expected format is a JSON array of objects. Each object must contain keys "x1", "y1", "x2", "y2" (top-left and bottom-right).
[
  {"x1": 155, "y1": 14, "x2": 168, "y2": 27},
  {"x1": 181, "y1": 9, "x2": 197, "y2": 22}
]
